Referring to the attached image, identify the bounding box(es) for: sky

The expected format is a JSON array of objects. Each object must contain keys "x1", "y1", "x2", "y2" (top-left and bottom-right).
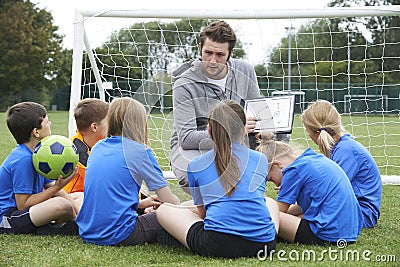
[{"x1": 31, "y1": 0, "x2": 332, "y2": 64}]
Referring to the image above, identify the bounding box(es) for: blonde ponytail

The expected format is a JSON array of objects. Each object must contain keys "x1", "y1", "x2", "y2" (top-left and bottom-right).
[
  {"x1": 301, "y1": 100, "x2": 344, "y2": 157},
  {"x1": 317, "y1": 128, "x2": 336, "y2": 158},
  {"x1": 255, "y1": 131, "x2": 294, "y2": 169}
]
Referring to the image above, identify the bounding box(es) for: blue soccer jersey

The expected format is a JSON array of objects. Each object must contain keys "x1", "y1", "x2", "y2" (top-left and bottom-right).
[
  {"x1": 188, "y1": 142, "x2": 276, "y2": 243},
  {"x1": 332, "y1": 134, "x2": 382, "y2": 228},
  {"x1": 76, "y1": 136, "x2": 168, "y2": 245},
  {"x1": 277, "y1": 148, "x2": 363, "y2": 242},
  {"x1": 0, "y1": 144, "x2": 52, "y2": 217}
]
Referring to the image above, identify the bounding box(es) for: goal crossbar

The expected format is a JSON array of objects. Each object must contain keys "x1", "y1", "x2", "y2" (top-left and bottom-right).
[{"x1": 76, "y1": 6, "x2": 400, "y2": 20}]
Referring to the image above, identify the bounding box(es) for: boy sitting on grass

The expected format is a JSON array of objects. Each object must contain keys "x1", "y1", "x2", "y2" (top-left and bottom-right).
[
  {"x1": 62, "y1": 98, "x2": 149, "y2": 213},
  {"x1": 0, "y1": 102, "x2": 80, "y2": 234},
  {"x1": 63, "y1": 98, "x2": 109, "y2": 196}
]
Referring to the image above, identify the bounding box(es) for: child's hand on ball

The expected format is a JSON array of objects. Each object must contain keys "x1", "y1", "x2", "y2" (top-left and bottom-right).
[{"x1": 54, "y1": 167, "x2": 78, "y2": 188}]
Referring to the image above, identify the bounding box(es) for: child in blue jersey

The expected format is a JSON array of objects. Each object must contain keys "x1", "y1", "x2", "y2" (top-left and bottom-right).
[
  {"x1": 0, "y1": 102, "x2": 79, "y2": 234},
  {"x1": 301, "y1": 100, "x2": 382, "y2": 228},
  {"x1": 156, "y1": 100, "x2": 279, "y2": 258},
  {"x1": 76, "y1": 97, "x2": 179, "y2": 246},
  {"x1": 256, "y1": 132, "x2": 363, "y2": 245}
]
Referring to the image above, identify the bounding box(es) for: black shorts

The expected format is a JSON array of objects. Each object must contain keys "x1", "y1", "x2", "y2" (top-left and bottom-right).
[
  {"x1": 294, "y1": 219, "x2": 332, "y2": 245},
  {"x1": 117, "y1": 212, "x2": 162, "y2": 246},
  {"x1": 295, "y1": 219, "x2": 355, "y2": 246},
  {"x1": 0, "y1": 207, "x2": 36, "y2": 234},
  {"x1": 186, "y1": 221, "x2": 276, "y2": 258}
]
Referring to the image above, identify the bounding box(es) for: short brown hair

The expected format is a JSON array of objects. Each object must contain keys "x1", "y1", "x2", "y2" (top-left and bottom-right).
[
  {"x1": 200, "y1": 20, "x2": 237, "y2": 52},
  {"x1": 6, "y1": 102, "x2": 47, "y2": 144},
  {"x1": 74, "y1": 98, "x2": 109, "y2": 131}
]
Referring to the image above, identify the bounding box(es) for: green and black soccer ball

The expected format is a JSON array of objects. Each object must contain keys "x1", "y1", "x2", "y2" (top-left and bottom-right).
[{"x1": 32, "y1": 135, "x2": 79, "y2": 180}]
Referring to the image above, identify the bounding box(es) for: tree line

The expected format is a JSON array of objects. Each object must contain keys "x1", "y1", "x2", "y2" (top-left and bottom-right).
[{"x1": 0, "y1": 0, "x2": 72, "y2": 110}]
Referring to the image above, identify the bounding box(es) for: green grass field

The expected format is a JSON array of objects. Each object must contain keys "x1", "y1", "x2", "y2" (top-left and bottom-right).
[{"x1": 0, "y1": 111, "x2": 399, "y2": 266}]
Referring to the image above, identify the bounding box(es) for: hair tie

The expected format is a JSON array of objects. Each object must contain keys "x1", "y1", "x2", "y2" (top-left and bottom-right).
[{"x1": 320, "y1": 128, "x2": 326, "y2": 131}]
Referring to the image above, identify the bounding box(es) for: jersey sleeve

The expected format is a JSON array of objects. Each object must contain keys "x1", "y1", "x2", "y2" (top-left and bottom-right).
[
  {"x1": 139, "y1": 148, "x2": 168, "y2": 191},
  {"x1": 12, "y1": 156, "x2": 38, "y2": 194},
  {"x1": 188, "y1": 164, "x2": 203, "y2": 205},
  {"x1": 277, "y1": 167, "x2": 302, "y2": 205}
]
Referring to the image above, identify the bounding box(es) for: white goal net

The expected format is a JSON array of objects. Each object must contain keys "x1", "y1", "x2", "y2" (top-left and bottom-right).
[{"x1": 70, "y1": 6, "x2": 400, "y2": 181}]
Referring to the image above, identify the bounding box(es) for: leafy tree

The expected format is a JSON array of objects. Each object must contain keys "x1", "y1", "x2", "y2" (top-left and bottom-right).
[
  {"x1": 50, "y1": 48, "x2": 72, "y2": 110},
  {"x1": 328, "y1": 0, "x2": 400, "y2": 84},
  {"x1": 93, "y1": 19, "x2": 208, "y2": 82},
  {"x1": 0, "y1": 0, "x2": 64, "y2": 108},
  {"x1": 254, "y1": 64, "x2": 269, "y2": 91},
  {"x1": 264, "y1": 19, "x2": 348, "y2": 86},
  {"x1": 93, "y1": 19, "x2": 247, "y2": 83}
]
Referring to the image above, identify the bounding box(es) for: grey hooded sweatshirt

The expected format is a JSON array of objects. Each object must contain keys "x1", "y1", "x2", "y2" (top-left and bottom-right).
[{"x1": 170, "y1": 58, "x2": 261, "y2": 186}]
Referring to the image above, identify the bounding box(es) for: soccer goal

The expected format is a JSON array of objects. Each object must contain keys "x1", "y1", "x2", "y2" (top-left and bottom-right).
[
  {"x1": 70, "y1": 6, "x2": 400, "y2": 182},
  {"x1": 344, "y1": 94, "x2": 389, "y2": 114}
]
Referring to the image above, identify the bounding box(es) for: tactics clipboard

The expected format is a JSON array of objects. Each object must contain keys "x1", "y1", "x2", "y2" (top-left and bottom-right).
[{"x1": 244, "y1": 94, "x2": 295, "y2": 134}]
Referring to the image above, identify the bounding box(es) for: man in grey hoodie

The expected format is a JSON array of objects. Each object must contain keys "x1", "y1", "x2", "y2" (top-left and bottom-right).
[{"x1": 170, "y1": 20, "x2": 262, "y2": 193}]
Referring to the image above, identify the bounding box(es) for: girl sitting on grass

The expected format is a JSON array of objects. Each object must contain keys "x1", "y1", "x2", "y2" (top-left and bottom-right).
[
  {"x1": 301, "y1": 100, "x2": 382, "y2": 228},
  {"x1": 256, "y1": 131, "x2": 363, "y2": 245},
  {"x1": 76, "y1": 97, "x2": 179, "y2": 246},
  {"x1": 156, "y1": 100, "x2": 279, "y2": 258}
]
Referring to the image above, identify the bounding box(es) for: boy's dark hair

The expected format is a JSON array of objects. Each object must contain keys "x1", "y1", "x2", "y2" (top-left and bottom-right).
[
  {"x1": 74, "y1": 98, "x2": 109, "y2": 131},
  {"x1": 200, "y1": 20, "x2": 237, "y2": 52},
  {"x1": 6, "y1": 102, "x2": 47, "y2": 144}
]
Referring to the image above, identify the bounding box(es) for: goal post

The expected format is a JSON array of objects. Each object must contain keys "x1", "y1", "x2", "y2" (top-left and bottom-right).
[{"x1": 70, "y1": 6, "x2": 400, "y2": 182}]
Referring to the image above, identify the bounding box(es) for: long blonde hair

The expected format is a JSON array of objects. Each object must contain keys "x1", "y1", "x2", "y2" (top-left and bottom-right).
[
  {"x1": 107, "y1": 97, "x2": 148, "y2": 145},
  {"x1": 255, "y1": 131, "x2": 294, "y2": 170},
  {"x1": 208, "y1": 100, "x2": 246, "y2": 197},
  {"x1": 301, "y1": 100, "x2": 345, "y2": 157}
]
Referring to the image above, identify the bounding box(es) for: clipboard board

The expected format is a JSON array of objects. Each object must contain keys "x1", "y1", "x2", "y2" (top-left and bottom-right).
[{"x1": 244, "y1": 94, "x2": 295, "y2": 134}]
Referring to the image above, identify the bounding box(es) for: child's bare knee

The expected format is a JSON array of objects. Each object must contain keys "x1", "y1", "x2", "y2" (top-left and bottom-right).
[
  {"x1": 156, "y1": 204, "x2": 172, "y2": 223},
  {"x1": 156, "y1": 203, "x2": 167, "y2": 216},
  {"x1": 55, "y1": 198, "x2": 75, "y2": 216}
]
